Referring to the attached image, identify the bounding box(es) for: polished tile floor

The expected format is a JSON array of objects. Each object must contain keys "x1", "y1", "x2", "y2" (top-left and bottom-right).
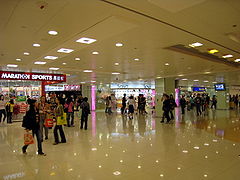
[{"x1": 0, "y1": 108, "x2": 240, "y2": 180}]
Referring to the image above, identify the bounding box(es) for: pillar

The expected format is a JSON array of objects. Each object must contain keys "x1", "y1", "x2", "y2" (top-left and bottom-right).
[
  {"x1": 155, "y1": 77, "x2": 178, "y2": 117},
  {"x1": 82, "y1": 85, "x2": 96, "y2": 111},
  {"x1": 215, "y1": 88, "x2": 229, "y2": 110}
]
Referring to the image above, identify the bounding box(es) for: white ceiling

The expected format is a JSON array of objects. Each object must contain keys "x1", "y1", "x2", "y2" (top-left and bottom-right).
[{"x1": 0, "y1": 0, "x2": 240, "y2": 85}]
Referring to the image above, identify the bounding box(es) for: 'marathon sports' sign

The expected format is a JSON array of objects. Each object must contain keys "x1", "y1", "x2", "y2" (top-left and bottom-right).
[{"x1": 0, "y1": 71, "x2": 66, "y2": 82}]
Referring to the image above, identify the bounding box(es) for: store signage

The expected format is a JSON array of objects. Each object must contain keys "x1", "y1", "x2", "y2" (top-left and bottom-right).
[
  {"x1": 45, "y1": 85, "x2": 64, "y2": 92},
  {"x1": 64, "y1": 85, "x2": 81, "y2": 91},
  {"x1": 192, "y1": 87, "x2": 206, "y2": 92},
  {"x1": 111, "y1": 83, "x2": 155, "y2": 89},
  {"x1": 214, "y1": 83, "x2": 225, "y2": 91},
  {"x1": 0, "y1": 71, "x2": 66, "y2": 82}
]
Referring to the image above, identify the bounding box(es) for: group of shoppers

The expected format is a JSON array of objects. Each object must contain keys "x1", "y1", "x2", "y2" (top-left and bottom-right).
[
  {"x1": 21, "y1": 93, "x2": 90, "y2": 156},
  {"x1": 0, "y1": 95, "x2": 14, "y2": 124},
  {"x1": 179, "y1": 94, "x2": 217, "y2": 116}
]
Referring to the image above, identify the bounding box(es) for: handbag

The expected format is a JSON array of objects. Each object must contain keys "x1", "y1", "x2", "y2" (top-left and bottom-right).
[
  {"x1": 57, "y1": 113, "x2": 67, "y2": 125},
  {"x1": 45, "y1": 119, "x2": 53, "y2": 127},
  {"x1": 24, "y1": 131, "x2": 34, "y2": 145}
]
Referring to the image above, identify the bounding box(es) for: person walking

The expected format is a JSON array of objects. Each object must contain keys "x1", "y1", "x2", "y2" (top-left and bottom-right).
[
  {"x1": 6, "y1": 99, "x2": 14, "y2": 124},
  {"x1": 179, "y1": 95, "x2": 186, "y2": 114},
  {"x1": 195, "y1": 94, "x2": 202, "y2": 116},
  {"x1": 38, "y1": 96, "x2": 49, "y2": 140},
  {"x1": 127, "y1": 96, "x2": 135, "y2": 119},
  {"x1": 121, "y1": 94, "x2": 127, "y2": 115},
  {"x1": 211, "y1": 95, "x2": 217, "y2": 109},
  {"x1": 65, "y1": 97, "x2": 74, "y2": 127},
  {"x1": 22, "y1": 99, "x2": 46, "y2": 155},
  {"x1": 80, "y1": 97, "x2": 91, "y2": 130},
  {"x1": 53, "y1": 97, "x2": 66, "y2": 145},
  {"x1": 160, "y1": 94, "x2": 171, "y2": 123},
  {"x1": 0, "y1": 95, "x2": 7, "y2": 125},
  {"x1": 169, "y1": 94, "x2": 176, "y2": 119}
]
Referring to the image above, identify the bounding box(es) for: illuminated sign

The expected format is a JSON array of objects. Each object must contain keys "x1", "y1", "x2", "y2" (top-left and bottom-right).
[
  {"x1": 192, "y1": 87, "x2": 206, "y2": 92},
  {"x1": 64, "y1": 85, "x2": 81, "y2": 91},
  {"x1": 0, "y1": 71, "x2": 66, "y2": 82},
  {"x1": 214, "y1": 83, "x2": 225, "y2": 91}
]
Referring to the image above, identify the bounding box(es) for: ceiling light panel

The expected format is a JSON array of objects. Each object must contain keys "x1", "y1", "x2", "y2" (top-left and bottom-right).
[
  {"x1": 83, "y1": 70, "x2": 93, "y2": 73},
  {"x1": 44, "y1": 56, "x2": 58, "y2": 60},
  {"x1": 34, "y1": 61, "x2": 46, "y2": 65},
  {"x1": 222, "y1": 54, "x2": 233, "y2": 58},
  {"x1": 33, "y1": 43, "x2": 40, "y2": 47},
  {"x1": 116, "y1": 43, "x2": 123, "y2": 47},
  {"x1": 7, "y1": 64, "x2": 18, "y2": 68},
  {"x1": 75, "y1": 58, "x2": 80, "y2": 61},
  {"x1": 92, "y1": 51, "x2": 99, "y2": 55},
  {"x1": 189, "y1": 42, "x2": 203, "y2": 48},
  {"x1": 23, "y1": 52, "x2": 30, "y2": 55},
  {"x1": 16, "y1": 58, "x2": 21, "y2": 61},
  {"x1": 49, "y1": 67, "x2": 59, "y2": 70},
  {"x1": 112, "y1": 72, "x2": 120, "y2": 75},
  {"x1": 234, "y1": 59, "x2": 240, "y2": 62},
  {"x1": 57, "y1": 48, "x2": 74, "y2": 54},
  {"x1": 76, "y1": 37, "x2": 97, "y2": 44},
  {"x1": 208, "y1": 49, "x2": 219, "y2": 54}
]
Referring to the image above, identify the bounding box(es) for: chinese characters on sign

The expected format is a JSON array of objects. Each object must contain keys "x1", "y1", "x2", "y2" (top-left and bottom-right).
[{"x1": 0, "y1": 71, "x2": 66, "y2": 82}]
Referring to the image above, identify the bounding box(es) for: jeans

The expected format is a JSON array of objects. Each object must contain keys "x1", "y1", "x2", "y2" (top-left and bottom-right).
[
  {"x1": 81, "y1": 112, "x2": 88, "y2": 129},
  {"x1": 22, "y1": 129, "x2": 43, "y2": 153},
  {"x1": 39, "y1": 114, "x2": 48, "y2": 140},
  {"x1": 7, "y1": 112, "x2": 13, "y2": 123},
  {"x1": 0, "y1": 109, "x2": 6, "y2": 122},
  {"x1": 54, "y1": 125, "x2": 66, "y2": 143},
  {"x1": 67, "y1": 112, "x2": 74, "y2": 126}
]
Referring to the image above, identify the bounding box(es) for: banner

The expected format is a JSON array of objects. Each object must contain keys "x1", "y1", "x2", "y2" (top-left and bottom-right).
[{"x1": 0, "y1": 71, "x2": 66, "y2": 82}]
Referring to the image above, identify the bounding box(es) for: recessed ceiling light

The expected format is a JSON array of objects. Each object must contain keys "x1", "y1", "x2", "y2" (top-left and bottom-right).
[
  {"x1": 189, "y1": 42, "x2": 203, "y2": 48},
  {"x1": 204, "y1": 72, "x2": 211, "y2": 74},
  {"x1": 92, "y1": 51, "x2": 99, "y2": 55},
  {"x1": 134, "y1": 58, "x2": 139, "y2": 61},
  {"x1": 178, "y1": 74, "x2": 184, "y2": 77},
  {"x1": 34, "y1": 61, "x2": 46, "y2": 65},
  {"x1": 16, "y1": 58, "x2": 21, "y2": 61},
  {"x1": 182, "y1": 79, "x2": 188, "y2": 81},
  {"x1": 76, "y1": 37, "x2": 97, "y2": 44},
  {"x1": 212, "y1": 81, "x2": 217, "y2": 83},
  {"x1": 234, "y1": 59, "x2": 240, "y2": 62},
  {"x1": 33, "y1": 43, "x2": 40, "y2": 47},
  {"x1": 83, "y1": 70, "x2": 93, "y2": 73},
  {"x1": 193, "y1": 80, "x2": 199, "y2": 81},
  {"x1": 7, "y1": 64, "x2": 18, "y2": 68},
  {"x1": 114, "y1": 63, "x2": 119, "y2": 65},
  {"x1": 49, "y1": 67, "x2": 59, "y2": 70},
  {"x1": 222, "y1": 54, "x2": 233, "y2": 58},
  {"x1": 62, "y1": 62, "x2": 67, "y2": 65},
  {"x1": 75, "y1": 57, "x2": 80, "y2": 61},
  {"x1": 57, "y1": 48, "x2": 74, "y2": 54},
  {"x1": 116, "y1": 43, "x2": 123, "y2": 47},
  {"x1": 23, "y1": 52, "x2": 30, "y2": 55},
  {"x1": 208, "y1": 49, "x2": 219, "y2": 54},
  {"x1": 44, "y1": 56, "x2": 58, "y2": 60},
  {"x1": 112, "y1": 72, "x2": 120, "y2": 75},
  {"x1": 48, "y1": 30, "x2": 58, "y2": 35},
  {"x1": 203, "y1": 80, "x2": 209, "y2": 82},
  {"x1": 165, "y1": 63, "x2": 170, "y2": 66}
]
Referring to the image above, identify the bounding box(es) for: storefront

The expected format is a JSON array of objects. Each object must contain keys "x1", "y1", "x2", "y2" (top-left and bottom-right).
[{"x1": 0, "y1": 71, "x2": 66, "y2": 121}]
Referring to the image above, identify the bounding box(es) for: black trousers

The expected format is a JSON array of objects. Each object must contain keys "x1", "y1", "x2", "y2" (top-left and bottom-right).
[
  {"x1": 81, "y1": 113, "x2": 88, "y2": 129},
  {"x1": 196, "y1": 105, "x2": 201, "y2": 115},
  {"x1": 121, "y1": 105, "x2": 126, "y2": 114},
  {"x1": 7, "y1": 112, "x2": 13, "y2": 123},
  {"x1": 54, "y1": 125, "x2": 66, "y2": 143},
  {"x1": 162, "y1": 110, "x2": 170, "y2": 122},
  {"x1": 22, "y1": 129, "x2": 43, "y2": 154},
  {"x1": 181, "y1": 106, "x2": 185, "y2": 114},
  {"x1": 0, "y1": 109, "x2": 6, "y2": 122},
  {"x1": 211, "y1": 103, "x2": 217, "y2": 109},
  {"x1": 170, "y1": 110, "x2": 174, "y2": 119}
]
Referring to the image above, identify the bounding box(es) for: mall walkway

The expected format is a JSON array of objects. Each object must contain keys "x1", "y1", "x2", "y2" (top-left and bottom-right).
[{"x1": 0, "y1": 109, "x2": 240, "y2": 180}]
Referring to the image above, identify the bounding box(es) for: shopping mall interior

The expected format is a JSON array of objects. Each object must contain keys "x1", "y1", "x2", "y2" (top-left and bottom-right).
[{"x1": 1, "y1": 0, "x2": 240, "y2": 179}]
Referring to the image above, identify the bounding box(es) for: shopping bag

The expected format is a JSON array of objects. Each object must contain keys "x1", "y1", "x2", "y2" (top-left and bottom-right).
[
  {"x1": 57, "y1": 113, "x2": 67, "y2": 125},
  {"x1": 24, "y1": 131, "x2": 34, "y2": 145},
  {"x1": 45, "y1": 119, "x2": 53, "y2": 127}
]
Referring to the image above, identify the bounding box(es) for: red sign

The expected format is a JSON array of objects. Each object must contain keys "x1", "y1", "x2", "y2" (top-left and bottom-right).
[{"x1": 0, "y1": 71, "x2": 66, "y2": 82}]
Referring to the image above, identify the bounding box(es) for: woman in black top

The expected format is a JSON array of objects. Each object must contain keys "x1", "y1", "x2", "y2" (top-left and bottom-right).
[{"x1": 22, "y1": 99, "x2": 46, "y2": 155}]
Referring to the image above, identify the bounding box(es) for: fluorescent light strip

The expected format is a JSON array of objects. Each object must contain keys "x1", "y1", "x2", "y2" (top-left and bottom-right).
[
  {"x1": 112, "y1": 72, "x2": 120, "y2": 75},
  {"x1": 44, "y1": 56, "x2": 58, "y2": 60},
  {"x1": 189, "y1": 42, "x2": 203, "y2": 48},
  {"x1": 222, "y1": 54, "x2": 233, "y2": 58},
  {"x1": 83, "y1": 70, "x2": 93, "y2": 73},
  {"x1": 49, "y1": 67, "x2": 59, "y2": 70},
  {"x1": 34, "y1": 61, "x2": 46, "y2": 65},
  {"x1": 48, "y1": 30, "x2": 58, "y2": 35},
  {"x1": 7, "y1": 64, "x2": 18, "y2": 68}
]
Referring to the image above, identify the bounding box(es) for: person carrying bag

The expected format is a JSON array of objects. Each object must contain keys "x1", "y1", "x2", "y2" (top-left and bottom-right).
[
  {"x1": 22, "y1": 99, "x2": 46, "y2": 156},
  {"x1": 53, "y1": 97, "x2": 66, "y2": 145}
]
